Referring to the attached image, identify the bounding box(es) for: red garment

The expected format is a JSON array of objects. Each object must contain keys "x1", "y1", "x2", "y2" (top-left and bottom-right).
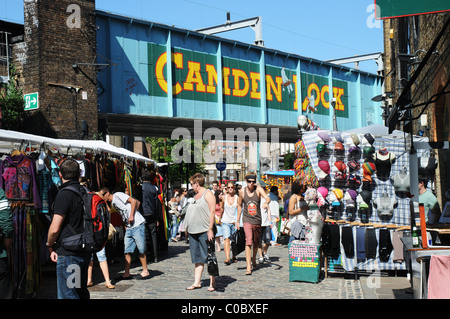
[{"x1": 428, "y1": 255, "x2": 450, "y2": 299}]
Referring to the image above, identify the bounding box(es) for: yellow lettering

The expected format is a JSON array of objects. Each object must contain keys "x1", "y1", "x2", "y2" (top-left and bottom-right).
[
  {"x1": 155, "y1": 52, "x2": 183, "y2": 95},
  {"x1": 321, "y1": 85, "x2": 330, "y2": 109},
  {"x1": 155, "y1": 52, "x2": 168, "y2": 93},
  {"x1": 205, "y1": 64, "x2": 217, "y2": 94},
  {"x1": 302, "y1": 83, "x2": 320, "y2": 111},
  {"x1": 223, "y1": 67, "x2": 231, "y2": 96},
  {"x1": 232, "y1": 69, "x2": 249, "y2": 97},
  {"x1": 172, "y1": 52, "x2": 183, "y2": 95},
  {"x1": 293, "y1": 74, "x2": 298, "y2": 110},
  {"x1": 266, "y1": 75, "x2": 283, "y2": 102},
  {"x1": 250, "y1": 72, "x2": 260, "y2": 100},
  {"x1": 333, "y1": 87, "x2": 345, "y2": 111},
  {"x1": 183, "y1": 61, "x2": 206, "y2": 92}
]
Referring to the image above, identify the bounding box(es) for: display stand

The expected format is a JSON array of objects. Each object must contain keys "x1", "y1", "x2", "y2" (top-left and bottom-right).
[{"x1": 288, "y1": 242, "x2": 321, "y2": 283}]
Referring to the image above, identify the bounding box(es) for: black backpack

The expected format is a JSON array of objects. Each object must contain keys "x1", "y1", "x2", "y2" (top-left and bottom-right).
[{"x1": 58, "y1": 185, "x2": 110, "y2": 253}]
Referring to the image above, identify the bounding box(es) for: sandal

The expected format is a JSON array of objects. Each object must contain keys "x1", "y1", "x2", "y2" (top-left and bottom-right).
[
  {"x1": 87, "y1": 282, "x2": 94, "y2": 287},
  {"x1": 224, "y1": 259, "x2": 231, "y2": 265},
  {"x1": 186, "y1": 285, "x2": 201, "y2": 290},
  {"x1": 207, "y1": 286, "x2": 216, "y2": 292},
  {"x1": 245, "y1": 270, "x2": 252, "y2": 275},
  {"x1": 105, "y1": 281, "x2": 115, "y2": 289}
]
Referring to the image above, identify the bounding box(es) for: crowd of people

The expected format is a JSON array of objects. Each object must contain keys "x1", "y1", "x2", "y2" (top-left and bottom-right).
[{"x1": 0, "y1": 157, "x2": 285, "y2": 299}]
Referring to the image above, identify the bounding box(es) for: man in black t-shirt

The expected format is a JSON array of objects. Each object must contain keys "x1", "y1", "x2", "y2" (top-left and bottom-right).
[
  {"x1": 141, "y1": 170, "x2": 161, "y2": 263},
  {"x1": 46, "y1": 158, "x2": 90, "y2": 299}
]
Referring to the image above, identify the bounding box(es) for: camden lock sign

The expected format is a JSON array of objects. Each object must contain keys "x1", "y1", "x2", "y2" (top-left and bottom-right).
[{"x1": 149, "y1": 43, "x2": 348, "y2": 118}]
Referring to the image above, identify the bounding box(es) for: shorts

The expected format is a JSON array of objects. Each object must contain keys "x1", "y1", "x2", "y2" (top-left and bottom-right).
[
  {"x1": 222, "y1": 222, "x2": 235, "y2": 239},
  {"x1": 260, "y1": 226, "x2": 272, "y2": 244},
  {"x1": 243, "y1": 223, "x2": 261, "y2": 246},
  {"x1": 124, "y1": 223, "x2": 147, "y2": 254},
  {"x1": 188, "y1": 232, "x2": 208, "y2": 264},
  {"x1": 91, "y1": 247, "x2": 107, "y2": 262}
]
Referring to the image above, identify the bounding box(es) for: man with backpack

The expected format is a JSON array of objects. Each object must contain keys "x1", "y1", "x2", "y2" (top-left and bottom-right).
[
  {"x1": 47, "y1": 158, "x2": 91, "y2": 299},
  {"x1": 141, "y1": 170, "x2": 161, "y2": 263}
]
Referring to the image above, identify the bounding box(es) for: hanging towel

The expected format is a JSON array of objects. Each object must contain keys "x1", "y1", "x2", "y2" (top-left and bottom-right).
[
  {"x1": 356, "y1": 227, "x2": 366, "y2": 261},
  {"x1": 428, "y1": 255, "x2": 450, "y2": 299}
]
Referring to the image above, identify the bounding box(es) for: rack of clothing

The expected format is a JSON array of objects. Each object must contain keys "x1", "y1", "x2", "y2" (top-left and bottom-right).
[{"x1": 0, "y1": 129, "x2": 157, "y2": 297}]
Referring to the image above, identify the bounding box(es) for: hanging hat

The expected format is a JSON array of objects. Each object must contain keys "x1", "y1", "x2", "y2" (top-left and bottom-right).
[
  {"x1": 362, "y1": 162, "x2": 376, "y2": 182},
  {"x1": 347, "y1": 159, "x2": 360, "y2": 172},
  {"x1": 317, "y1": 186, "x2": 328, "y2": 199},
  {"x1": 334, "y1": 142, "x2": 344, "y2": 151},
  {"x1": 335, "y1": 171, "x2": 347, "y2": 182},
  {"x1": 350, "y1": 133, "x2": 360, "y2": 146},
  {"x1": 360, "y1": 189, "x2": 372, "y2": 203},
  {"x1": 334, "y1": 161, "x2": 346, "y2": 172},
  {"x1": 304, "y1": 188, "x2": 317, "y2": 202},
  {"x1": 348, "y1": 146, "x2": 360, "y2": 157},
  {"x1": 318, "y1": 160, "x2": 330, "y2": 174},
  {"x1": 333, "y1": 132, "x2": 344, "y2": 143},
  {"x1": 363, "y1": 146, "x2": 375, "y2": 157},
  {"x1": 364, "y1": 133, "x2": 375, "y2": 145},
  {"x1": 317, "y1": 132, "x2": 332, "y2": 143},
  {"x1": 332, "y1": 188, "x2": 344, "y2": 201},
  {"x1": 346, "y1": 189, "x2": 358, "y2": 202},
  {"x1": 317, "y1": 143, "x2": 326, "y2": 156},
  {"x1": 347, "y1": 174, "x2": 361, "y2": 190}
]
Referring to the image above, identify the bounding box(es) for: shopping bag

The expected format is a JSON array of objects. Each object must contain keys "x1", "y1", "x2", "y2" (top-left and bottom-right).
[
  {"x1": 206, "y1": 239, "x2": 219, "y2": 277},
  {"x1": 280, "y1": 218, "x2": 292, "y2": 236},
  {"x1": 231, "y1": 228, "x2": 245, "y2": 256}
]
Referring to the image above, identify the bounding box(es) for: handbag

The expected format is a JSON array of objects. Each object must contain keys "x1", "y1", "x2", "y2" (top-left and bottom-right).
[
  {"x1": 281, "y1": 197, "x2": 301, "y2": 236},
  {"x1": 206, "y1": 239, "x2": 219, "y2": 277},
  {"x1": 231, "y1": 228, "x2": 245, "y2": 256},
  {"x1": 108, "y1": 223, "x2": 117, "y2": 241}
]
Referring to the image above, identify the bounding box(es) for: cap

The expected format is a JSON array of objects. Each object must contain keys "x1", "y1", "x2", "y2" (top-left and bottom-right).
[
  {"x1": 333, "y1": 132, "x2": 344, "y2": 143},
  {"x1": 332, "y1": 188, "x2": 344, "y2": 201},
  {"x1": 317, "y1": 132, "x2": 332, "y2": 143},
  {"x1": 346, "y1": 189, "x2": 358, "y2": 201},
  {"x1": 364, "y1": 133, "x2": 375, "y2": 145},
  {"x1": 350, "y1": 133, "x2": 360, "y2": 146},
  {"x1": 334, "y1": 161, "x2": 346, "y2": 172},
  {"x1": 317, "y1": 186, "x2": 328, "y2": 198},
  {"x1": 334, "y1": 142, "x2": 344, "y2": 151},
  {"x1": 318, "y1": 160, "x2": 330, "y2": 174},
  {"x1": 347, "y1": 159, "x2": 360, "y2": 172}
]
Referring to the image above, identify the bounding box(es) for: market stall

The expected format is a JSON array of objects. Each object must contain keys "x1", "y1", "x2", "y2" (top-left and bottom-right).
[
  {"x1": 291, "y1": 125, "x2": 432, "y2": 275},
  {"x1": 0, "y1": 129, "x2": 164, "y2": 297}
]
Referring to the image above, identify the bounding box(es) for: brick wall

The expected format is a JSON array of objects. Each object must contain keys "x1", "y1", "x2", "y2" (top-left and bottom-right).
[{"x1": 19, "y1": 0, "x2": 98, "y2": 139}]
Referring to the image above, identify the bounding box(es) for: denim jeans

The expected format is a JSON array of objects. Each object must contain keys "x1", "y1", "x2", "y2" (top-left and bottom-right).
[
  {"x1": 124, "y1": 222, "x2": 147, "y2": 254},
  {"x1": 56, "y1": 254, "x2": 90, "y2": 299},
  {"x1": 170, "y1": 214, "x2": 178, "y2": 240}
]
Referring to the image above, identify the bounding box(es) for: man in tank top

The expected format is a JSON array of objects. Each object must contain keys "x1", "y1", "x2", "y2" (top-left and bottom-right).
[{"x1": 237, "y1": 173, "x2": 271, "y2": 275}]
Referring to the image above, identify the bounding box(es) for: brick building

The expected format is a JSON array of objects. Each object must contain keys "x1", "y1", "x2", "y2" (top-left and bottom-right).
[
  {"x1": 384, "y1": 12, "x2": 450, "y2": 208},
  {"x1": 1, "y1": 0, "x2": 98, "y2": 139}
]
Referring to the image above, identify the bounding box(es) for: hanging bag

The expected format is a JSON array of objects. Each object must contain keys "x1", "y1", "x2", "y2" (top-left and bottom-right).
[
  {"x1": 206, "y1": 238, "x2": 219, "y2": 277},
  {"x1": 231, "y1": 227, "x2": 246, "y2": 256}
]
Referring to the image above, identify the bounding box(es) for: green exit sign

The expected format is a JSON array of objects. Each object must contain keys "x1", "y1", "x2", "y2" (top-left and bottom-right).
[
  {"x1": 375, "y1": 0, "x2": 450, "y2": 19},
  {"x1": 24, "y1": 92, "x2": 39, "y2": 111}
]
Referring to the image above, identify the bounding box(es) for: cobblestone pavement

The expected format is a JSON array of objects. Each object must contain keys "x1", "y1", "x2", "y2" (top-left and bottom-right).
[{"x1": 34, "y1": 239, "x2": 412, "y2": 300}]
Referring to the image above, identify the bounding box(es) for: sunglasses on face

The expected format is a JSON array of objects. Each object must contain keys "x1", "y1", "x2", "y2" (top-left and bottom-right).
[
  {"x1": 247, "y1": 180, "x2": 256, "y2": 184},
  {"x1": 227, "y1": 186, "x2": 234, "y2": 189}
]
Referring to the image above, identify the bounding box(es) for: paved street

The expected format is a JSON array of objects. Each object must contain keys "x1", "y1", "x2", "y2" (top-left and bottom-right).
[{"x1": 34, "y1": 239, "x2": 412, "y2": 300}]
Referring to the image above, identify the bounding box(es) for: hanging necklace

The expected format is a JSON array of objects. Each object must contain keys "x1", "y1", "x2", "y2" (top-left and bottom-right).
[{"x1": 397, "y1": 171, "x2": 408, "y2": 184}]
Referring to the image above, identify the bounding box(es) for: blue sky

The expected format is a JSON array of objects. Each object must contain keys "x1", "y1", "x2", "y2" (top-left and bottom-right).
[{"x1": 1, "y1": 0, "x2": 383, "y2": 73}]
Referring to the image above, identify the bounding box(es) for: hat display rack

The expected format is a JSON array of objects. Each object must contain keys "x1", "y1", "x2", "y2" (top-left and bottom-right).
[{"x1": 296, "y1": 129, "x2": 430, "y2": 273}]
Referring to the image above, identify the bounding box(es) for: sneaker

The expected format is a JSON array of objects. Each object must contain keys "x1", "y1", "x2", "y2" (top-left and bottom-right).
[
  {"x1": 264, "y1": 254, "x2": 270, "y2": 262},
  {"x1": 258, "y1": 257, "x2": 264, "y2": 264}
]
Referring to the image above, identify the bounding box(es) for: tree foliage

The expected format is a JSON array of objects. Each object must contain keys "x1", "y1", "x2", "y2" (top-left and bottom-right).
[{"x1": 0, "y1": 64, "x2": 26, "y2": 130}]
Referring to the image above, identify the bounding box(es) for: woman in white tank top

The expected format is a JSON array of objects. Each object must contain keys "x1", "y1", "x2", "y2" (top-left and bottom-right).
[{"x1": 221, "y1": 182, "x2": 238, "y2": 265}]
